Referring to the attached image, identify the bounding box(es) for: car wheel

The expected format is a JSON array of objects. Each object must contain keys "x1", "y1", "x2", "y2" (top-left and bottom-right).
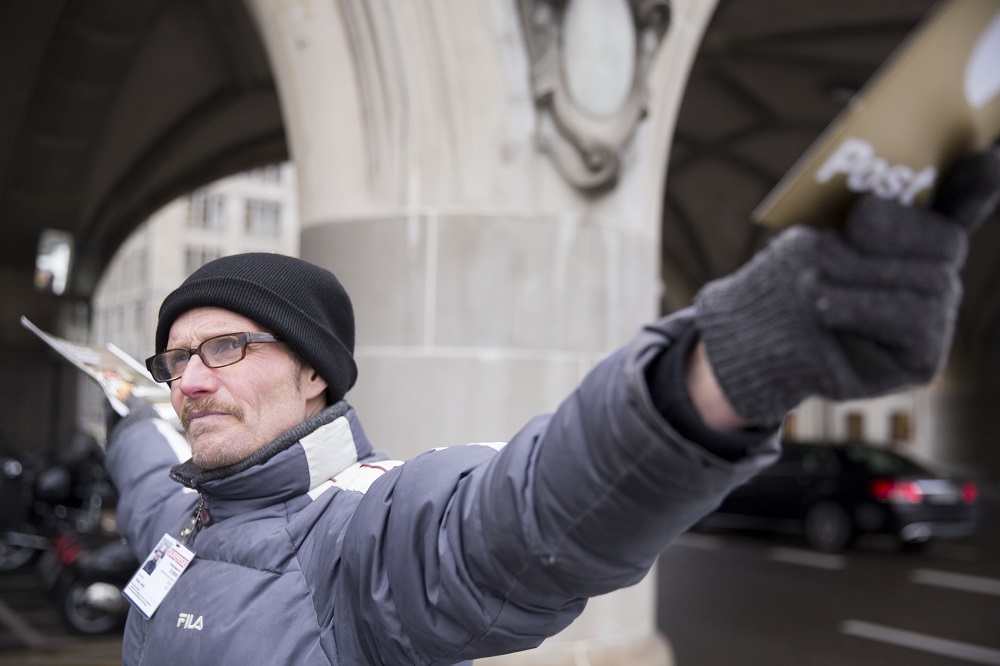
[{"x1": 805, "y1": 502, "x2": 855, "y2": 552}]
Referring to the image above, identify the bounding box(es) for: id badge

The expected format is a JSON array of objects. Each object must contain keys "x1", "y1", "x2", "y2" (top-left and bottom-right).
[{"x1": 123, "y1": 533, "x2": 196, "y2": 620}]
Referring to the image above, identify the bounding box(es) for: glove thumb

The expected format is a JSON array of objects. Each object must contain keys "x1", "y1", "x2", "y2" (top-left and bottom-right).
[{"x1": 929, "y1": 142, "x2": 1000, "y2": 232}]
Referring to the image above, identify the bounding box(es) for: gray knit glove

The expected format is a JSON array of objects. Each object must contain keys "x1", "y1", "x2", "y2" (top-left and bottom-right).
[
  {"x1": 695, "y1": 144, "x2": 1000, "y2": 425},
  {"x1": 105, "y1": 394, "x2": 160, "y2": 448}
]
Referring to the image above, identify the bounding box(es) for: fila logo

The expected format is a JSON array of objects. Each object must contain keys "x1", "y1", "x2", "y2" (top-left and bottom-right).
[{"x1": 177, "y1": 613, "x2": 204, "y2": 630}]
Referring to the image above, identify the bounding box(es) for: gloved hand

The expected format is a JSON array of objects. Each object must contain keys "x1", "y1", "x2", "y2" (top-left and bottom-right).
[
  {"x1": 694, "y1": 144, "x2": 1000, "y2": 426},
  {"x1": 105, "y1": 394, "x2": 160, "y2": 448}
]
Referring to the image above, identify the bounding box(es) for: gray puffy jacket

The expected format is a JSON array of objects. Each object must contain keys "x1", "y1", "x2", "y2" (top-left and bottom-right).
[{"x1": 105, "y1": 310, "x2": 779, "y2": 665}]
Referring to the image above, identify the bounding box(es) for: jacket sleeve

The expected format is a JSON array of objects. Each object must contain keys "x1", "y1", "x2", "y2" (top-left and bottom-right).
[
  {"x1": 104, "y1": 414, "x2": 199, "y2": 559},
  {"x1": 332, "y1": 309, "x2": 781, "y2": 664}
]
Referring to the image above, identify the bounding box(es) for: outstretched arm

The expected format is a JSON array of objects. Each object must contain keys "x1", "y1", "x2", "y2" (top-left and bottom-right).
[{"x1": 334, "y1": 145, "x2": 1000, "y2": 665}]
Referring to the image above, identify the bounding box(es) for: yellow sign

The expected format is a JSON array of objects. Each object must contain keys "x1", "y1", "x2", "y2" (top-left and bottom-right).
[{"x1": 753, "y1": 0, "x2": 1000, "y2": 228}]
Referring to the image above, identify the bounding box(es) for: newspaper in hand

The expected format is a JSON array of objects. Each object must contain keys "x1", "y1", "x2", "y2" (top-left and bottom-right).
[{"x1": 20, "y1": 316, "x2": 171, "y2": 418}]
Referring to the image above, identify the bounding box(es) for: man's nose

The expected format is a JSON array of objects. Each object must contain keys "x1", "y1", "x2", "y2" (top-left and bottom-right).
[{"x1": 174, "y1": 353, "x2": 218, "y2": 396}]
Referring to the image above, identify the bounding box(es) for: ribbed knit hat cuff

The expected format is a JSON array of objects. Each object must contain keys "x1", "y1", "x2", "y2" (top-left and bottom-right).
[{"x1": 695, "y1": 278, "x2": 816, "y2": 426}]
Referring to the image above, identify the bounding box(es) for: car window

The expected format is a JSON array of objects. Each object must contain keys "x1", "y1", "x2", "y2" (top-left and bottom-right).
[
  {"x1": 767, "y1": 445, "x2": 839, "y2": 476},
  {"x1": 801, "y1": 449, "x2": 840, "y2": 475},
  {"x1": 844, "y1": 444, "x2": 927, "y2": 475}
]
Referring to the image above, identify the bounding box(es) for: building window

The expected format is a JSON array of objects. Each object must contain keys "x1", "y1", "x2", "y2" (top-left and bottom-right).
[
  {"x1": 845, "y1": 412, "x2": 864, "y2": 440},
  {"x1": 34, "y1": 229, "x2": 73, "y2": 295},
  {"x1": 189, "y1": 191, "x2": 226, "y2": 231},
  {"x1": 246, "y1": 199, "x2": 281, "y2": 237},
  {"x1": 890, "y1": 412, "x2": 912, "y2": 442},
  {"x1": 249, "y1": 165, "x2": 282, "y2": 183},
  {"x1": 184, "y1": 246, "x2": 222, "y2": 275}
]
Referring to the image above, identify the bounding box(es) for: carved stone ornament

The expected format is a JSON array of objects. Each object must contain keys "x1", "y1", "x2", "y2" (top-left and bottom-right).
[{"x1": 518, "y1": 0, "x2": 671, "y2": 191}]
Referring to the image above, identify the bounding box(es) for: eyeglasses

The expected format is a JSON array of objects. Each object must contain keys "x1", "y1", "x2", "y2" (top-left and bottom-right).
[{"x1": 145, "y1": 332, "x2": 283, "y2": 382}]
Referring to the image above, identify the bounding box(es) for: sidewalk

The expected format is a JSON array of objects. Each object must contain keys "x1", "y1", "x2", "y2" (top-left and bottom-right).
[{"x1": 0, "y1": 638, "x2": 121, "y2": 665}]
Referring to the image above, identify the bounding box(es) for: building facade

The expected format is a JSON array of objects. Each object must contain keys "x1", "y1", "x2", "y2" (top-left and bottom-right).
[{"x1": 91, "y1": 164, "x2": 298, "y2": 362}]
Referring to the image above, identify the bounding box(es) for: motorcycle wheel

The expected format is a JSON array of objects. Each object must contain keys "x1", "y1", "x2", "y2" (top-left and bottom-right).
[
  {"x1": 0, "y1": 537, "x2": 38, "y2": 571},
  {"x1": 60, "y1": 580, "x2": 123, "y2": 635}
]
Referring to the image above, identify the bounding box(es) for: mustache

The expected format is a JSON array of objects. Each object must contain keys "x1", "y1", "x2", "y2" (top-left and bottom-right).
[{"x1": 180, "y1": 397, "x2": 244, "y2": 430}]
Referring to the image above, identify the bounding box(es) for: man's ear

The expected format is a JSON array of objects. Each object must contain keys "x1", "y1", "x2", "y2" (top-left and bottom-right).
[{"x1": 300, "y1": 366, "x2": 328, "y2": 401}]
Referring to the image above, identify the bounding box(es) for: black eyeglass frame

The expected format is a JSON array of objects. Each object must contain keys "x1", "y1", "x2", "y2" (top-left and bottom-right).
[{"x1": 145, "y1": 332, "x2": 283, "y2": 383}]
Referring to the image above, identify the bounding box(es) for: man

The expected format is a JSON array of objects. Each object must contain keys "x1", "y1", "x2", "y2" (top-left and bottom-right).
[
  {"x1": 141, "y1": 540, "x2": 169, "y2": 575},
  {"x1": 106, "y1": 146, "x2": 1000, "y2": 665}
]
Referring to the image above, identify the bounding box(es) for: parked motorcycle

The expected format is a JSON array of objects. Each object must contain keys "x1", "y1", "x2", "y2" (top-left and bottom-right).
[
  {"x1": 1, "y1": 429, "x2": 138, "y2": 634},
  {"x1": 0, "y1": 430, "x2": 112, "y2": 571},
  {"x1": 0, "y1": 453, "x2": 61, "y2": 571},
  {"x1": 0, "y1": 454, "x2": 36, "y2": 570},
  {"x1": 38, "y1": 530, "x2": 136, "y2": 635}
]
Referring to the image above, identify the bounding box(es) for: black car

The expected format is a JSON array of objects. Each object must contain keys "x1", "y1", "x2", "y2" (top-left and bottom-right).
[{"x1": 700, "y1": 440, "x2": 981, "y2": 552}]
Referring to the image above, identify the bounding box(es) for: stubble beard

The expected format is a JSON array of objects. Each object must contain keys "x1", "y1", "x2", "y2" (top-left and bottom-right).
[{"x1": 180, "y1": 396, "x2": 250, "y2": 469}]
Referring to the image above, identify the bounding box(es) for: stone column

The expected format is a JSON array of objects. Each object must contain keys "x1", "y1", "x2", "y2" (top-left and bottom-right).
[{"x1": 246, "y1": 0, "x2": 718, "y2": 662}]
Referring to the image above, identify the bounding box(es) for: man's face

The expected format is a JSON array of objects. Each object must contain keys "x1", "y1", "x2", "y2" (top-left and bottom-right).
[{"x1": 166, "y1": 307, "x2": 327, "y2": 469}]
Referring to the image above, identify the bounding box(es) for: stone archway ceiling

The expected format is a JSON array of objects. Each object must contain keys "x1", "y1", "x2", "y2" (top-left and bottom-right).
[
  {"x1": 661, "y1": 0, "x2": 939, "y2": 311},
  {"x1": 1, "y1": 0, "x2": 994, "y2": 351},
  {"x1": 0, "y1": 0, "x2": 287, "y2": 299}
]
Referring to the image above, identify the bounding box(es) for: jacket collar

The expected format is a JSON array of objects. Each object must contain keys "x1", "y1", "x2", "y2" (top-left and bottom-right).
[{"x1": 169, "y1": 402, "x2": 374, "y2": 507}]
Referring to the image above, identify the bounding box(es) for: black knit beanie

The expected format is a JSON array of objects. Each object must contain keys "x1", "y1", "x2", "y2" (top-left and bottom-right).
[{"x1": 155, "y1": 253, "x2": 357, "y2": 403}]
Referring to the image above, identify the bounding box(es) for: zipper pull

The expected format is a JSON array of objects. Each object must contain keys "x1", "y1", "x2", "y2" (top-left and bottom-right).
[{"x1": 179, "y1": 494, "x2": 209, "y2": 545}]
